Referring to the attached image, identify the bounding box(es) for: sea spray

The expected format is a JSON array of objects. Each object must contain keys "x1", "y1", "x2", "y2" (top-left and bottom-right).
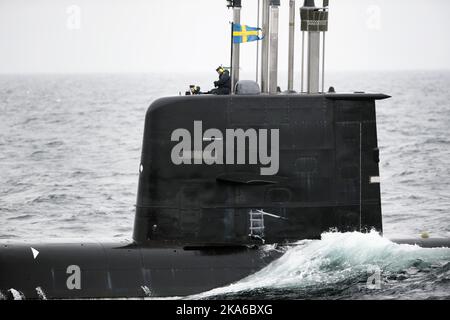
[{"x1": 191, "y1": 231, "x2": 450, "y2": 299}]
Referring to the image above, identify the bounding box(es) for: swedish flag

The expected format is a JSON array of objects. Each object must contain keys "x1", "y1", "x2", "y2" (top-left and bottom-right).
[{"x1": 232, "y1": 24, "x2": 262, "y2": 44}]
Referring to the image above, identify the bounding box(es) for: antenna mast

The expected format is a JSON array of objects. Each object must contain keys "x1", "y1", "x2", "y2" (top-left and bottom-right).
[
  {"x1": 300, "y1": 0, "x2": 329, "y2": 94},
  {"x1": 228, "y1": 0, "x2": 242, "y2": 94},
  {"x1": 287, "y1": 0, "x2": 296, "y2": 92}
]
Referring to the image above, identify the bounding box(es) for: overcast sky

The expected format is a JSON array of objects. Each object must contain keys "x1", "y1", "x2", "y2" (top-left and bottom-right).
[{"x1": 0, "y1": 0, "x2": 449, "y2": 74}]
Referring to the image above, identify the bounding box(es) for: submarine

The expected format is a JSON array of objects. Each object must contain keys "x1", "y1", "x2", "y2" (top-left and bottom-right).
[{"x1": 1, "y1": 0, "x2": 449, "y2": 300}]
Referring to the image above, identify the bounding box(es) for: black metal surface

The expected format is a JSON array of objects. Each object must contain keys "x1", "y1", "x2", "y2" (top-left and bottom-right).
[
  {"x1": 133, "y1": 94, "x2": 385, "y2": 245},
  {"x1": 226, "y1": 0, "x2": 241, "y2": 8},
  {"x1": 0, "y1": 241, "x2": 280, "y2": 299},
  {"x1": 300, "y1": 1, "x2": 329, "y2": 32}
]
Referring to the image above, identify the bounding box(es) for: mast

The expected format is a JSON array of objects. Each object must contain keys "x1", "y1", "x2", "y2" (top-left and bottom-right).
[
  {"x1": 228, "y1": 0, "x2": 242, "y2": 94},
  {"x1": 287, "y1": 0, "x2": 296, "y2": 92},
  {"x1": 256, "y1": 0, "x2": 261, "y2": 83},
  {"x1": 268, "y1": 0, "x2": 280, "y2": 94},
  {"x1": 300, "y1": 0, "x2": 329, "y2": 94},
  {"x1": 226, "y1": 0, "x2": 329, "y2": 95},
  {"x1": 260, "y1": 0, "x2": 270, "y2": 93}
]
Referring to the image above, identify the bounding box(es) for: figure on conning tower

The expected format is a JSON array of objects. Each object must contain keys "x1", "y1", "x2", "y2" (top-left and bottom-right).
[{"x1": 210, "y1": 66, "x2": 231, "y2": 95}]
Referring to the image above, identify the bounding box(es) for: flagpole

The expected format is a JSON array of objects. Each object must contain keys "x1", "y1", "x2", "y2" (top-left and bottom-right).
[
  {"x1": 230, "y1": 21, "x2": 234, "y2": 94},
  {"x1": 231, "y1": 5, "x2": 241, "y2": 94},
  {"x1": 256, "y1": 0, "x2": 261, "y2": 83}
]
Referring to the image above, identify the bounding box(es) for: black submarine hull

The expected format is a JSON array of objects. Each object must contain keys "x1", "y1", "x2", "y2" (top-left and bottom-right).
[
  {"x1": 1, "y1": 238, "x2": 449, "y2": 300},
  {"x1": 0, "y1": 241, "x2": 282, "y2": 299}
]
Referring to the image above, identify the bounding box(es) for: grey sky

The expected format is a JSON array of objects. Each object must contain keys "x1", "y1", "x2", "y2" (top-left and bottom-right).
[{"x1": 0, "y1": 0, "x2": 449, "y2": 74}]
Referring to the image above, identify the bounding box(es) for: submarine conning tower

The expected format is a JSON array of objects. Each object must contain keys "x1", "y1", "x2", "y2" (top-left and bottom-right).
[{"x1": 133, "y1": 0, "x2": 390, "y2": 246}]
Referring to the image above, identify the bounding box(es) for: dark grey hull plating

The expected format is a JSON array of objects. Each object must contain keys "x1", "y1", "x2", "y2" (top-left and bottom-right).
[
  {"x1": 0, "y1": 241, "x2": 282, "y2": 299},
  {"x1": 1, "y1": 238, "x2": 449, "y2": 300}
]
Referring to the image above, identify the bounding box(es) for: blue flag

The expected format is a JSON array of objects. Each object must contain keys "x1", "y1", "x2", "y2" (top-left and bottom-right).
[{"x1": 233, "y1": 24, "x2": 262, "y2": 44}]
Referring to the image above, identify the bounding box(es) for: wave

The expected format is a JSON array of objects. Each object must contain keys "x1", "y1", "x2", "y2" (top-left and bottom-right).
[{"x1": 191, "y1": 231, "x2": 450, "y2": 299}]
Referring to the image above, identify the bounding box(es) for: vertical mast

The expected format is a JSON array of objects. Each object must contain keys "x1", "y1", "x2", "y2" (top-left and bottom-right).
[
  {"x1": 307, "y1": 31, "x2": 320, "y2": 93},
  {"x1": 268, "y1": 0, "x2": 280, "y2": 94},
  {"x1": 260, "y1": 0, "x2": 270, "y2": 93},
  {"x1": 300, "y1": 0, "x2": 329, "y2": 94},
  {"x1": 256, "y1": 0, "x2": 261, "y2": 83},
  {"x1": 287, "y1": 0, "x2": 296, "y2": 92},
  {"x1": 229, "y1": 0, "x2": 242, "y2": 93}
]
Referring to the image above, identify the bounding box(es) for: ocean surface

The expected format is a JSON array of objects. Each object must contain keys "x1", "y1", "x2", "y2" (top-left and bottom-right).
[{"x1": 0, "y1": 71, "x2": 449, "y2": 300}]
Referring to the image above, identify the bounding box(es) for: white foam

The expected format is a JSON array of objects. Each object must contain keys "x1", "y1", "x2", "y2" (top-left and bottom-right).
[
  {"x1": 36, "y1": 287, "x2": 47, "y2": 300},
  {"x1": 8, "y1": 289, "x2": 24, "y2": 300},
  {"x1": 191, "y1": 231, "x2": 450, "y2": 299}
]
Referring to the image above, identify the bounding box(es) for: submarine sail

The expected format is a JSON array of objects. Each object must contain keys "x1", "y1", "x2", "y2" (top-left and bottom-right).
[{"x1": 133, "y1": 0, "x2": 385, "y2": 246}]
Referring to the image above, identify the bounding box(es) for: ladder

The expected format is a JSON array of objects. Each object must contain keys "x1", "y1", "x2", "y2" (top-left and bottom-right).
[
  {"x1": 249, "y1": 209, "x2": 265, "y2": 241},
  {"x1": 249, "y1": 209, "x2": 287, "y2": 243}
]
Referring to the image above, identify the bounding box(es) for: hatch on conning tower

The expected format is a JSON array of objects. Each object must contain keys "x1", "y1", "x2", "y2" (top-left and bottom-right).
[{"x1": 235, "y1": 80, "x2": 261, "y2": 94}]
